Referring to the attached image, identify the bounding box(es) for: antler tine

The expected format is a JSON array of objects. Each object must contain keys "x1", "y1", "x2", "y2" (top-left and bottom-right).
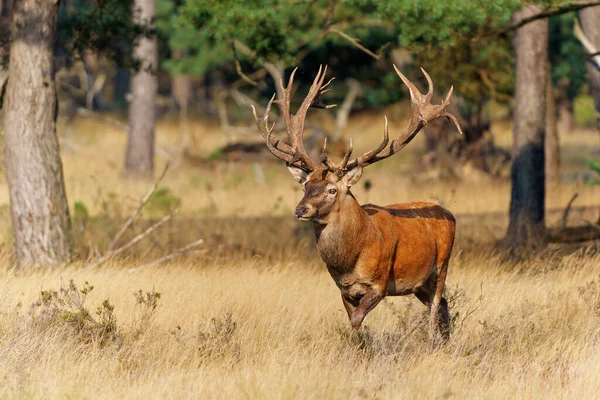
[
  {"x1": 320, "y1": 136, "x2": 328, "y2": 160},
  {"x1": 345, "y1": 66, "x2": 460, "y2": 170},
  {"x1": 442, "y1": 85, "x2": 454, "y2": 106},
  {"x1": 345, "y1": 116, "x2": 389, "y2": 169},
  {"x1": 442, "y1": 111, "x2": 463, "y2": 135},
  {"x1": 268, "y1": 66, "x2": 341, "y2": 172},
  {"x1": 393, "y1": 64, "x2": 419, "y2": 99},
  {"x1": 251, "y1": 100, "x2": 299, "y2": 166},
  {"x1": 420, "y1": 67, "x2": 434, "y2": 101},
  {"x1": 319, "y1": 137, "x2": 338, "y2": 170},
  {"x1": 339, "y1": 138, "x2": 354, "y2": 170}
]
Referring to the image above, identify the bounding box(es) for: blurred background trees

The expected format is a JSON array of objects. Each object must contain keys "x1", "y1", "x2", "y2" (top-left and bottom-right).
[{"x1": 1, "y1": 0, "x2": 600, "y2": 266}]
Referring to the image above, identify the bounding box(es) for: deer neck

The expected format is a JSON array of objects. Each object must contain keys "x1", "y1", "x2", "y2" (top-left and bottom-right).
[{"x1": 312, "y1": 192, "x2": 369, "y2": 268}]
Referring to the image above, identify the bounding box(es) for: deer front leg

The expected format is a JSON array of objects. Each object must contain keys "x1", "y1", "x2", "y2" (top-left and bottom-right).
[{"x1": 341, "y1": 287, "x2": 383, "y2": 329}]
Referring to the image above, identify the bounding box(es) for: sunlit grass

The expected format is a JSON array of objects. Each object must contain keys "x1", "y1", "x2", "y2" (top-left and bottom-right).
[{"x1": 0, "y1": 113, "x2": 599, "y2": 398}]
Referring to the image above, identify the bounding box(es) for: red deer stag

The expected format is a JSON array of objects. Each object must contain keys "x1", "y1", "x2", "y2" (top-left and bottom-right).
[{"x1": 251, "y1": 66, "x2": 462, "y2": 345}]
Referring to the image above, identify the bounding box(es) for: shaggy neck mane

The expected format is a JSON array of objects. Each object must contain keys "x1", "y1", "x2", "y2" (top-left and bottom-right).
[{"x1": 312, "y1": 192, "x2": 370, "y2": 267}]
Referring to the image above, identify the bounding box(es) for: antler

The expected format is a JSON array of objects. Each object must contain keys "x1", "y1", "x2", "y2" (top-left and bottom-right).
[
  {"x1": 251, "y1": 65, "x2": 335, "y2": 172},
  {"x1": 339, "y1": 65, "x2": 462, "y2": 170}
]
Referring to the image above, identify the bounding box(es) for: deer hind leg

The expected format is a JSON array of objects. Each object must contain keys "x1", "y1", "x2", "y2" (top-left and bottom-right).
[{"x1": 429, "y1": 260, "x2": 450, "y2": 347}]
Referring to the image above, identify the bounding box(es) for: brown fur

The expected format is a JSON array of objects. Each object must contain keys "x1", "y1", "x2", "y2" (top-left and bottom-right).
[{"x1": 295, "y1": 167, "x2": 455, "y2": 343}]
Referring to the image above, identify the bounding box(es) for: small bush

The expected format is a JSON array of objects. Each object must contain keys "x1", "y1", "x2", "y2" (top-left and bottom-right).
[
  {"x1": 578, "y1": 276, "x2": 600, "y2": 318},
  {"x1": 132, "y1": 289, "x2": 162, "y2": 338},
  {"x1": 196, "y1": 312, "x2": 240, "y2": 361},
  {"x1": 29, "y1": 280, "x2": 119, "y2": 347}
]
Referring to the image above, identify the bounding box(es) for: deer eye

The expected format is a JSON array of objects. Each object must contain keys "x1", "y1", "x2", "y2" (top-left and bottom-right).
[{"x1": 328, "y1": 188, "x2": 337, "y2": 195}]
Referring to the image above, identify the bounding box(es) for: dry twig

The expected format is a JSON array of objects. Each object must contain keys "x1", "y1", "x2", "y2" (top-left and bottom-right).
[
  {"x1": 107, "y1": 162, "x2": 170, "y2": 252},
  {"x1": 560, "y1": 192, "x2": 579, "y2": 231},
  {"x1": 88, "y1": 211, "x2": 177, "y2": 269},
  {"x1": 134, "y1": 238, "x2": 206, "y2": 269}
]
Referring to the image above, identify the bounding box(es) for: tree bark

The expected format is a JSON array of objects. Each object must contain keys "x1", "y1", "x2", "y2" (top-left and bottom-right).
[
  {"x1": 505, "y1": 5, "x2": 548, "y2": 252},
  {"x1": 546, "y1": 66, "x2": 560, "y2": 188},
  {"x1": 579, "y1": 6, "x2": 600, "y2": 130},
  {"x1": 3, "y1": 0, "x2": 74, "y2": 267},
  {"x1": 124, "y1": 0, "x2": 157, "y2": 178}
]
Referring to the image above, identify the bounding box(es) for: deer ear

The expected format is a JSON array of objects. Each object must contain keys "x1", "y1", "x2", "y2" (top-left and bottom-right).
[
  {"x1": 342, "y1": 166, "x2": 363, "y2": 187},
  {"x1": 287, "y1": 165, "x2": 309, "y2": 184}
]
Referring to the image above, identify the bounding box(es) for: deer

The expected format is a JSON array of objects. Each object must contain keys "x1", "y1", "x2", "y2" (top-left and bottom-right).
[{"x1": 251, "y1": 65, "x2": 462, "y2": 346}]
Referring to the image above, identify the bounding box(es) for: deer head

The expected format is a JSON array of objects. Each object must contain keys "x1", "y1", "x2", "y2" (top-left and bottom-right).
[{"x1": 252, "y1": 65, "x2": 462, "y2": 224}]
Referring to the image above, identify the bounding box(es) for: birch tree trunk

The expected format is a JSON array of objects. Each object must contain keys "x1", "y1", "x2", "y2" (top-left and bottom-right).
[
  {"x1": 505, "y1": 5, "x2": 548, "y2": 252},
  {"x1": 3, "y1": 0, "x2": 73, "y2": 267},
  {"x1": 124, "y1": 0, "x2": 157, "y2": 177}
]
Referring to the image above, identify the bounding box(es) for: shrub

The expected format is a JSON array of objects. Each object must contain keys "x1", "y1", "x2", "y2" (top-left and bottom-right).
[{"x1": 29, "y1": 280, "x2": 119, "y2": 347}]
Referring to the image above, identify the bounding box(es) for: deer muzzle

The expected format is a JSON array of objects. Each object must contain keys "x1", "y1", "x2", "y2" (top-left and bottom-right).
[{"x1": 294, "y1": 203, "x2": 315, "y2": 221}]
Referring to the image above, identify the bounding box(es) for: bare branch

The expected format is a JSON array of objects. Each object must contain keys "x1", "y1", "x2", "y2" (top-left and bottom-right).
[
  {"x1": 574, "y1": 17, "x2": 600, "y2": 72},
  {"x1": 107, "y1": 162, "x2": 170, "y2": 252},
  {"x1": 135, "y1": 238, "x2": 206, "y2": 268},
  {"x1": 88, "y1": 211, "x2": 177, "y2": 268},
  {"x1": 560, "y1": 192, "x2": 579, "y2": 230},
  {"x1": 234, "y1": 58, "x2": 259, "y2": 87},
  {"x1": 324, "y1": 28, "x2": 380, "y2": 60},
  {"x1": 504, "y1": 1, "x2": 600, "y2": 33}
]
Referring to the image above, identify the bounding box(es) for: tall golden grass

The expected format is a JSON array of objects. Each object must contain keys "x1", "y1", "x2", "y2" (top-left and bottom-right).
[{"x1": 0, "y1": 114, "x2": 599, "y2": 398}]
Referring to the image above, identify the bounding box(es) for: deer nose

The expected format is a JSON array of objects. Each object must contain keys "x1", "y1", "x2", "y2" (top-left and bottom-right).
[{"x1": 295, "y1": 206, "x2": 309, "y2": 218}]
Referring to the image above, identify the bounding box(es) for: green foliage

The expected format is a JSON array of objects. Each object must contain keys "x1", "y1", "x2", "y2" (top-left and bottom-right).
[
  {"x1": 587, "y1": 158, "x2": 600, "y2": 185},
  {"x1": 574, "y1": 95, "x2": 597, "y2": 126},
  {"x1": 57, "y1": 0, "x2": 144, "y2": 68},
  {"x1": 146, "y1": 187, "x2": 182, "y2": 217},
  {"x1": 549, "y1": 13, "x2": 588, "y2": 100},
  {"x1": 365, "y1": 0, "x2": 519, "y2": 47},
  {"x1": 158, "y1": 0, "x2": 369, "y2": 74},
  {"x1": 73, "y1": 201, "x2": 89, "y2": 233}
]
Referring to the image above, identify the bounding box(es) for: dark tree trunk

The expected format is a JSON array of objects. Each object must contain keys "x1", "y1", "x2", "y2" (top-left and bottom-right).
[
  {"x1": 0, "y1": 0, "x2": 13, "y2": 17},
  {"x1": 124, "y1": 0, "x2": 157, "y2": 178},
  {"x1": 579, "y1": 6, "x2": 600, "y2": 131},
  {"x1": 546, "y1": 67, "x2": 560, "y2": 187},
  {"x1": 505, "y1": 5, "x2": 548, "y2": 252},
  {"x1": 3, "y1": 0, "x2": 73, "y2": 267}
]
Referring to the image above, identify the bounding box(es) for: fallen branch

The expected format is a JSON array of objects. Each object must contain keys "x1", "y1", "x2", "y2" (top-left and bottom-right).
[
  {"x1": 107, "y1": 162, "x2": 170, "y2": 252},
  {"x1": 560, "y1": 192, "x2": 579, "y2": 231},
  {"x1": 88, "y1": 211, "x2": 177, "y2": 268},
  {"x1": 135, "y1": 238, "x2": 206, "y2": 269}
]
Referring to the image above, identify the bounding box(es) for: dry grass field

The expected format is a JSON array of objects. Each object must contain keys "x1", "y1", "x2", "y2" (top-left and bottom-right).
[{"x1": 0, "y1": 113, "x2": 600, "y2": 399}]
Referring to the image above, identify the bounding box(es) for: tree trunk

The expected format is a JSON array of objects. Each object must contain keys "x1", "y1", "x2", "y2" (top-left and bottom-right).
[
  {"x1": 579, "y1": 6, "x2": 600, "y2": 131},
  {"x1": 124, "y1": 0, "x2": 157, "y2": 178},
  {"x1": 172, "y1": 74, "x2": 196, "y2": 154},
  {"x1": 3, "y1": 0, "x2": 73, "y2": 267},
  {"x1": 546, "y1": 66, "x2": 560, "y2": 188},
  {"x1": 505, "y1": 5, "x2": 548, "y2": 252}
]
